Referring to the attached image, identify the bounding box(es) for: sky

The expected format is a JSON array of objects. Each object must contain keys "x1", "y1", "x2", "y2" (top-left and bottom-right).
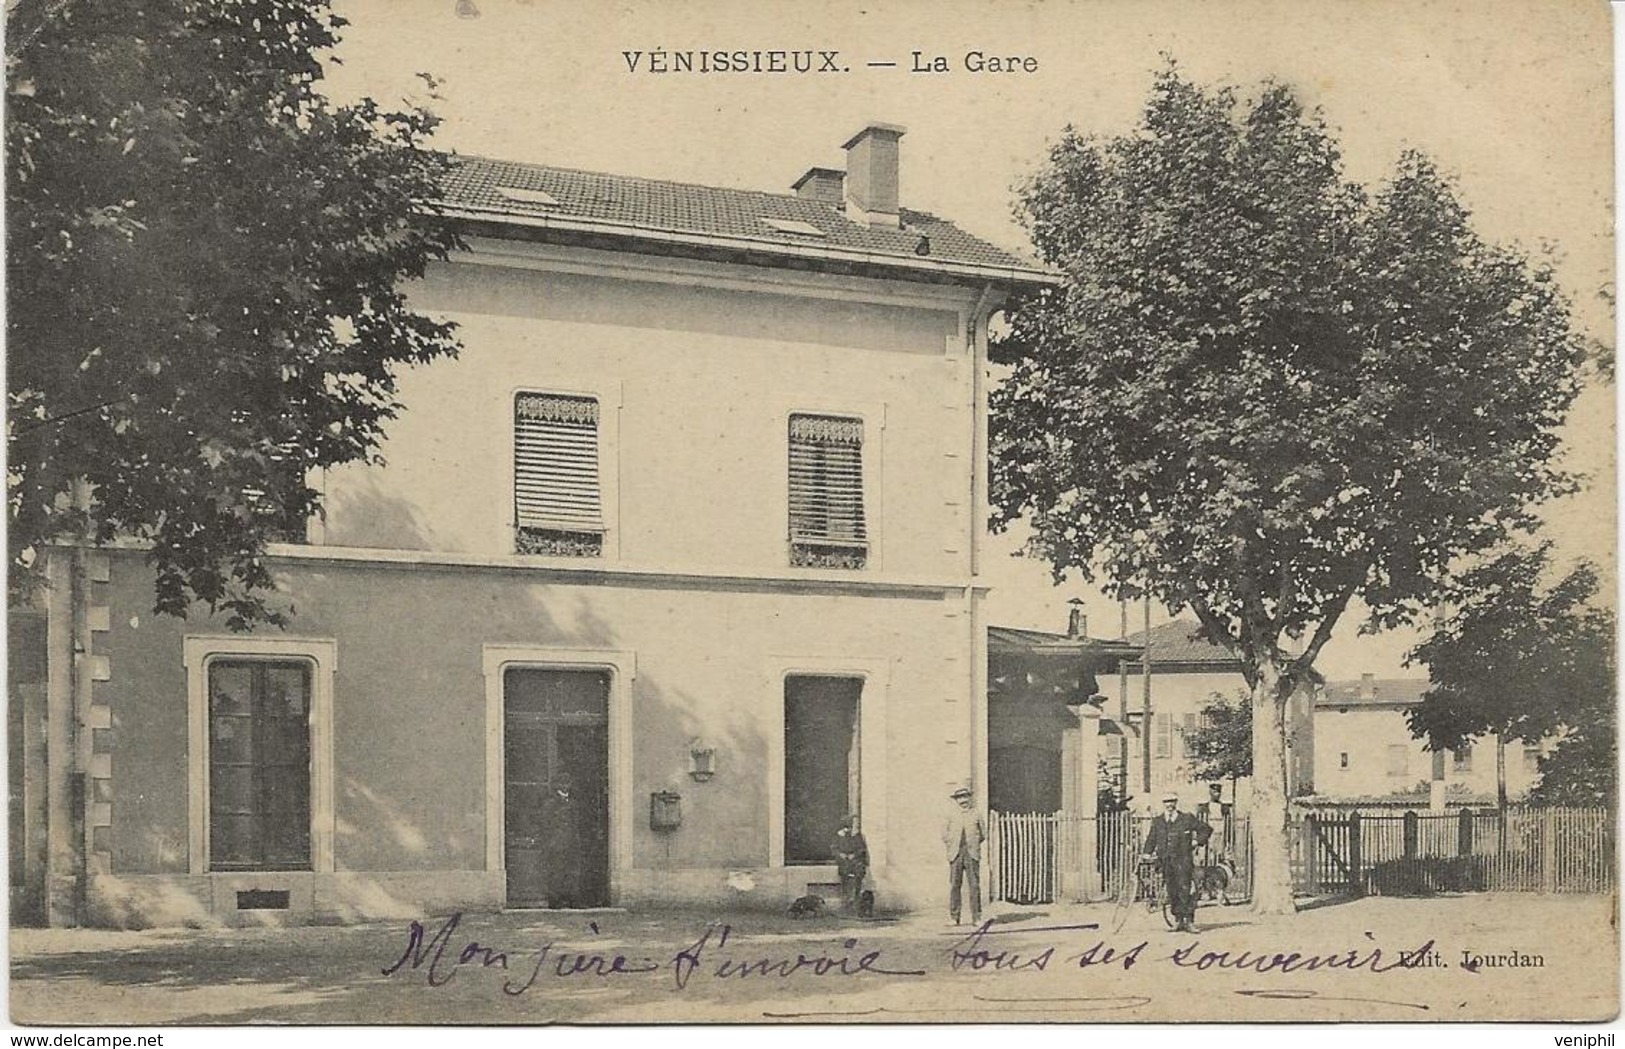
[{"x1": 322, "y1": 0, "x2": 1615, "y2": 680}]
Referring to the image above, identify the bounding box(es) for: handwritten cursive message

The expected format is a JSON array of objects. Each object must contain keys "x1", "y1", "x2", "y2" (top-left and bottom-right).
[{"x1": 381, "y1": 912, "x2": 1451, "y2": 1002}]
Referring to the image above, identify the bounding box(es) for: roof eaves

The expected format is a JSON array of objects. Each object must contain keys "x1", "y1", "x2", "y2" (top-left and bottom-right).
[{"x1": 431, "y1": 201, "x2": 1063, "y2": 289}]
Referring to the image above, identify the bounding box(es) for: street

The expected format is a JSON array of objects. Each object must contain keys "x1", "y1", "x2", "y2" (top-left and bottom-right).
[{"x1": 9, "y1": 893, "x2": 1617, "y2": 1024}]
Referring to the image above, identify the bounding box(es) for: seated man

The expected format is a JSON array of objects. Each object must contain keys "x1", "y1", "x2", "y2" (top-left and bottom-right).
[{"x1": 832, "y1": 814, "x2": 869, "y2": 913}]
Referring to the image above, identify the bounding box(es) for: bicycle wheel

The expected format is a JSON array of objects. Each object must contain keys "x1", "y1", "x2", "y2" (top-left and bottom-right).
[
  {"x1": 1142, "y1": 878, "x2": 1175, "y2": 929},
  {"x1": 1109, "y1": 881, "x2": 1134, "y2": 933}
]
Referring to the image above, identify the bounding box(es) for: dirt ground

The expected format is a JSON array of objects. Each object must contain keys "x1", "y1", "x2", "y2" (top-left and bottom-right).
[{"x1": 7, "y1": 892, "x2": 1618, "y2": 1025}]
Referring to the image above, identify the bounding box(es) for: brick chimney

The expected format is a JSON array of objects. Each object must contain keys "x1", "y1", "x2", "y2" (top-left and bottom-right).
[
  {"x1": 792, "y1": 167, "x2": 845, "y2": 205},
  {"x1": 842, "y1": 123, "x2": 906, "y2": 227}
]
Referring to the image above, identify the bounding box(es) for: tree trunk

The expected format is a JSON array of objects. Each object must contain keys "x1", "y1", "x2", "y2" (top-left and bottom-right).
[
  {"x1": 1249, "y1": 659, "x2": 1297, "y2": 914},
  {"x1": 1495, "y1": 733, "x2": 1507, "y2": 812}
]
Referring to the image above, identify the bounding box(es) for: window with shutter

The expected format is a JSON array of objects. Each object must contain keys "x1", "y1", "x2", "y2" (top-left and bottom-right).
[
  {"x1": 788, "y1": 413, "x2": 867, "y2": 569},
  {"x1": 1154, "y1": 713, "x2": 1172, "y2": 759},
  {"x1": 515, "y1": 393, "x2": 603, "y2": 557},
  {"x1": 1179, "y1": 711, "x2": 1197, "y2": 756}
]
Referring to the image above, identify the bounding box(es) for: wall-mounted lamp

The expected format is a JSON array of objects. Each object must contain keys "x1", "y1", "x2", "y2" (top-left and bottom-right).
[{"x1": 688, "y1": 738, "x2": 717, "y2": 782}]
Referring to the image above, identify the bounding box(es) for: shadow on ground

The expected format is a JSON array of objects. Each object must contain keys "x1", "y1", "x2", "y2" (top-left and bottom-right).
[{"x1": 11, "y1": 906, "x2": 978, "y2": 1024}]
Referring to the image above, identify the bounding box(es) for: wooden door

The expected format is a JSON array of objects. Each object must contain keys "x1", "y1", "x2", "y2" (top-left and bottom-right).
[{"x1": 503, "y1": 668, "x2": 610, "y2": 907}]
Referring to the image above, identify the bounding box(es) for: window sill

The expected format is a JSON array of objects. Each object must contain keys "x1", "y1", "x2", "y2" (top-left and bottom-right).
[{"x1": 259, "y1": 543, "x2": 977, "y2": 594}]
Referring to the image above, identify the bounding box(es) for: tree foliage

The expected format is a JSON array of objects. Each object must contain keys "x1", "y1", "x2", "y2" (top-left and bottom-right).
[
  {"x1": 1183, "y1": 691, "x2": 1253, "y2": 783},
  {"x1": 992, "y1": 64, "x2": 1590, "y2": 908},
  {"x1": 1528, "y1": 708, "x2": 1615, "y2": 808},
  {"x1": 1408, "y1": 543, "x2": 1615, "y2": 806},
  {"x1": 7, "y1": 0, "x2": 462, "y2": 628}
]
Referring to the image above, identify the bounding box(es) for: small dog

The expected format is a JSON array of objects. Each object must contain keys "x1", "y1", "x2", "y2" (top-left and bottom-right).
[
  {"x1": 1195, "y1": 855, "x2": 1238, "y2": 905},
  {"x1": 787, "y1": 893, "x2": 829, "y2": 919},
  {"x1": 857, "y1": 889, "x2": 875, "y2": 919}
]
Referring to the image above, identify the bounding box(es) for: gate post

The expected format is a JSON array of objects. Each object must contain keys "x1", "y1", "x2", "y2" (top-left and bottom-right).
[
  {"x1": 1062, "y1": 704, "x2": 1102, "y2": 900},
  {"x1": 1457, "y1": 807, "x2": 1474, "y2": 857},
  {"x1": 1305, "y1": 813, "x2": 1319, "y2": 893},
  {"x1": 1348, "y1": 811, "x2": 1363, "y2": 896},
  {"x1": 1403, "y1": 810, "x2": 1419, "y2": 859}
]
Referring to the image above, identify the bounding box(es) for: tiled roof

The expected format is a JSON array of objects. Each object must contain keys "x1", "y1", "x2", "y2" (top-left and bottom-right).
[
  {"x1": 988, "y1": 624, "x2": 1141, "y2": 657},
  {"x1": 1319, "y1": 678, "x2": 1430, "y2": 709},
  {"x1": 435, "y1": 155, "x2": 1052, "y2": 284},
  {"x1": 1122, "y1": 619, "x2": 1238, "y2": 668}
]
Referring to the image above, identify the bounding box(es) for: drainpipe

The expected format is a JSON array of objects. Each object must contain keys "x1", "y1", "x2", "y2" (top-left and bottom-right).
[
  {"x1": 49, "y1": 478, "x2": 93, "y2": 927},
  {"x1": 968, "y1": 282, "x2": 995, "y2": 582},
  {"x1": 68, "y1": 543, "x2": 90, "y2": 925},
  {"x1": 967, "y1": 284, "x2": 997, "y2": 827}
]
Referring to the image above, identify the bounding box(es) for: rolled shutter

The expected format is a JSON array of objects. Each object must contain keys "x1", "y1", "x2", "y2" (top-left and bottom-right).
[
  {"x1": 788, "y1": 414, "x2": 866, "y2": 545},
  {"x1": 515, "y1": 394, "x2": 602, "y2": 533}
]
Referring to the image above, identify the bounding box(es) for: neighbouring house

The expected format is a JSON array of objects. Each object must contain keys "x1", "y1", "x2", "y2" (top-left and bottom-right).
[
  {"x1": 1115, "y1": 618, "x2": 1316, "y2": 811},
  {"x1": 1309, "y1": 674, "x2": 1545, "y2": 807},
  {"x1": 10, "y1": 124, "x2": 1056, "y2": 927}
]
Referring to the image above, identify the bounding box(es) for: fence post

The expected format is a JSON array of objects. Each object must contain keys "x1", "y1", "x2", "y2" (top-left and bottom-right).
[
  {"x1": 981, "y1": 815, "x2": 994, "y2": 902},
  {"x1": 1457, "y1": 807, "x2": 1473, "y2": 857},
  {"x1": 1403, "y1": 810, "x2": 1418, "y2": 859},
  {"x1": 1348, "y1": 810, "x2": 1363, "y2": 896},
  {"x1": 1542, "y1": 809, "x2": 1557, "y2": 893}
]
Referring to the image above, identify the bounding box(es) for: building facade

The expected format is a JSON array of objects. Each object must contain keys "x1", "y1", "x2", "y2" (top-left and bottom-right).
[
  {"x1": 1312, "y1": 675, "x2": 1544, "y2": 805},
  {"x1": 1113, "y1": 619, "x2": 1315, "y2": 811},
  {"x1": 12, "y1": 125, "x2": 1054, "y2": 926}
]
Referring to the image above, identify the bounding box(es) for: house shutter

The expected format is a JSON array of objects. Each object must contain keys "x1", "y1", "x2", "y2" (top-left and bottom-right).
[
  {"x1": 1154, "y1": 713, "x2": 1172, "y2": 759},
  {"x1": 788, "y1": 414, "x2": 867, "y2": 568},
  {"x1": 514, "y1": 393, "x2": 602, "y2": 545}
]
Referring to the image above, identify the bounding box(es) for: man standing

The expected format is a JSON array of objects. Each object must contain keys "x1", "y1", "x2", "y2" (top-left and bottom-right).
[
  {"x1": 941, "y1": 785, "x2": 985, "y2": 925},
  {"x1": 542, "y1": 773, "x2": 582, "y2": 908},
  {"x1": 1141, "y1": 791, "x2": 1212, "y2": 932}
]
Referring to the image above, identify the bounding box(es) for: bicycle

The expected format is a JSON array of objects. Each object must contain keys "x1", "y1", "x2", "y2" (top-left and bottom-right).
[{"x1": 1110, "y1": 859, "x2": 1174, "y2": 933}]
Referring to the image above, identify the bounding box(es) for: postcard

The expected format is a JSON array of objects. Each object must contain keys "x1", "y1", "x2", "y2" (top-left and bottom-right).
[{"x1": 5, "y1": 0, "x2": 1616, "y2": 1029}]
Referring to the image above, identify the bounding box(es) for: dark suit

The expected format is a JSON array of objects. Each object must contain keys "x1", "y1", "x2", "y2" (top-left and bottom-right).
[
  {"x1": 542, "y1": 789, "x2": 582, "y2": 907},
  {"x1": 1141, "y1": 810, "x2": 1212, "y2": 925},
  {"x1": 832, "y1": 827, "x2": 869, "y2": 910}
]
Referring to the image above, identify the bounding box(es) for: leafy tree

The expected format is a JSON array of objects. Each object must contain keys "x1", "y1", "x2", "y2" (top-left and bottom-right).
[
  {"x1": 1527, "y1": 703, "x2": 1615, "y2": 808},
  {"x1": 7, "y1": 0, "x2": 462, "y2": 628},
  {"x1": 992, "y1": 65, "x2": 1590, "y2": 911},
  {"x1": 1184, "y1": 691, "x2": 1253, "y2": 791},
  {"x1": 1408, "y1": 544, "x2": 1615, "y2": 809}
]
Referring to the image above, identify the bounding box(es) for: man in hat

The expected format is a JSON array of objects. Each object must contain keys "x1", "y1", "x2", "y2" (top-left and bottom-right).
[
  {"x1": 1140, "y1": 790, "x2": 1212, "y2": 932},
  {"x1": 941, "y1": 785, "x2": 986, "y2": 925}
]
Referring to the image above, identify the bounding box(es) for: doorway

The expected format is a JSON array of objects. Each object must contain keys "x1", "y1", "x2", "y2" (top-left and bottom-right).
[
  {"x1": 783, "y1": 675, "x2": 862, "y2": 864},
  {"x1": 503, "y1": 667, "x2": 610, "y2": 907}
]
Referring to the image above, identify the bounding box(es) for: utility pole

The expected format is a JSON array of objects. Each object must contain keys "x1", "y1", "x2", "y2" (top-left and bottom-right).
[
  {"x1": 1140, "y1": 596, "x2": 1152, "y2": 796},
  {"x1": 1117, "y1": 599, "x2": 1129, "y2": 802}
]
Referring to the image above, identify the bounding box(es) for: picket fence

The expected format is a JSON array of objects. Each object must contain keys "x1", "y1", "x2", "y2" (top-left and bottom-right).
[{"x1": 987, "y1": 806, "x2": 1613, "y2": 905}]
